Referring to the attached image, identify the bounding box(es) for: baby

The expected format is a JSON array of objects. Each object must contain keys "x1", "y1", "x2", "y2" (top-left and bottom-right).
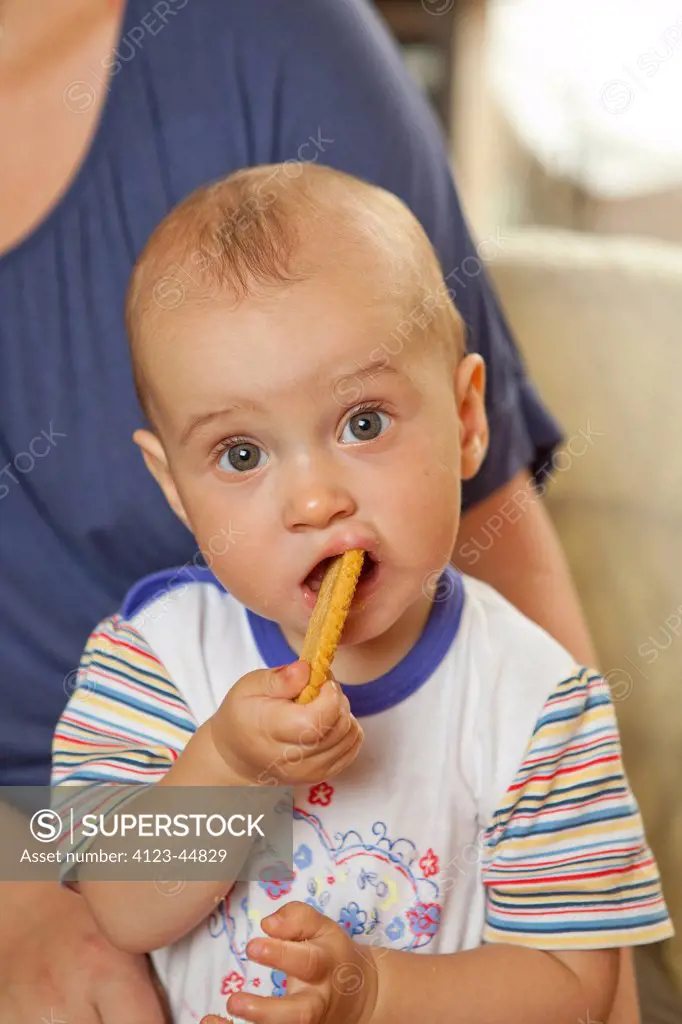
[{"x1": 52, "y1": 163, "x2": 672, "y2": 1024}]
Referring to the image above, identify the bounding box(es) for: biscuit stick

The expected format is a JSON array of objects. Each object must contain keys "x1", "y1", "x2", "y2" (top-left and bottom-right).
[{"x1": 296, "y1": 549, "x2": 365, "y2": 705}]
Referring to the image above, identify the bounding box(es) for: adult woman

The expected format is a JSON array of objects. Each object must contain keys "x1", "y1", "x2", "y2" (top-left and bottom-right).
[{"x1": 0, "y1": 1, "x2": 610, "y2": 1021}]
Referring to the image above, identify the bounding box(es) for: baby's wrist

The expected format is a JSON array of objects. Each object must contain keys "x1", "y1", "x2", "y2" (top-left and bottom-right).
[
  {"x1": 186, "y1": 721, "x2": 255, "y2": 787},
  {"x1": 356, "y1": 946, "x2": 382, "y2": 1024}
]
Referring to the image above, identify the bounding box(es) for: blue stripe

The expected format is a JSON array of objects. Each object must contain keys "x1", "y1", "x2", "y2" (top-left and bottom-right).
[
  {"x1": 493, "y1": 776, "x2": 627, "y2": 814},
  {"x1": 486, "y1": 806, "x2": 636, "y2": 847},
  {"x1": 487, "y1": 878, "x2": 661, "y2": 901},
  {"x1": 533, "y1": 693, "x2": 611, "y2": 733},
  {"x1": 76, "y1": 684, "x2": 195, "y2": 733},
  {"x1": 486, "y1": 910, "x2": 670, "y2": 935},
  {"x1": 63, "y1": 704, "x2": 195, "y2": 744},
  {"x1": 91, "y1": 647, "x2": 185, "y2": 699},
  {"x1": 52, "y1": 769, "x2": 162, "y2": 783},
  {"x1": 80, "y1": 750, "x2": 172, "y2": 766},
  {"x1": 520, "y1": 727, "x2": 615, "y2": 762},
  {"x1": 489, "y1": 893, "x2": 660, "y2": 913},
  {"x1": 491, "y1": 852, "x2": 647, "y2": 874},
  {"x1": 489, "y1": 834, "x2": 644, "y2": 862},
  {"x1": 88, "y1": 653, "x2": 191, "y2": 710}
]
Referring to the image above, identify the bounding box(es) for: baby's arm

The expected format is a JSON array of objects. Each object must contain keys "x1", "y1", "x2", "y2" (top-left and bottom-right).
[
  {"x1": 226, "y1": 901, "x2": 617, "y2": 1024},
  {"x1": 53, "y1": 618, "x2": 362, "y2": 954},
  {"x1": 77, "y1": 719, "x2": 252, "y2": 954},
  {"x1": 367, "y1": 942, "x2": 618, "y2": 1024}
]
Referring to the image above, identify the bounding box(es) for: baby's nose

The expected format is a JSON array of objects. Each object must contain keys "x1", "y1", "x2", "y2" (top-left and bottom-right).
[{"x1": 282, "y1": 468, "x2": 356, "y2": 531}]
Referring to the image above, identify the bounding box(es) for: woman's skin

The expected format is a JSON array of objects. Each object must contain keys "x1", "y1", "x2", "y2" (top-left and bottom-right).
[
  {"x1": 0, "y1": 2, "x2": 636, "y2": 1022},
  {"x1": 0, "y1": 0, "x2": 121, "y2": 253}
]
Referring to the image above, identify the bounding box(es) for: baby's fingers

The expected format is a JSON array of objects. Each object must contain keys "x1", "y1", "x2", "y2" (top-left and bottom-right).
[
  {"x1": 275, "y1": 677, "x2": 347, "y2": 744},
  {"x1": 228, "y1": 990, "x2": 326, "y2": 1024},
  {"x1": 321, "y1": 721, "x2": 364, "y2": 777},
  {"x1": 306, "y1": 700, "x2": 357, "y2": 754},
  {"x1": 261, "y1": 900, "x2": 331, "y2": 942},
  {"x1": 262, "y1": 661, "x2": 311, "y2": 702},
  {"x1": 247, "y1": 935, "x2": 328, "y2": 984}
]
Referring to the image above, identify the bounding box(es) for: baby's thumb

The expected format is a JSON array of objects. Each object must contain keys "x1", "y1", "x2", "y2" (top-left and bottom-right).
[{"x1": 266, "y1": 660, "x2": 311, "y2": 700}]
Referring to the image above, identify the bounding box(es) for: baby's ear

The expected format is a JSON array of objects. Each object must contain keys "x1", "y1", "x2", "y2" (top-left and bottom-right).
[
  {"x1": 133, "y1": 429, "x2": 191, "y2": 529},
  {"x1": 455, "y1": 354, "x2": 489, "y2": 481}
]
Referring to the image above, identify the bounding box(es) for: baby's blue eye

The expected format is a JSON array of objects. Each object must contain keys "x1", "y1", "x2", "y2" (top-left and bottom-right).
[
  {"x1": 341, "y1": 410, "x2": 390, "y2": 444},
  {"x1": 218, "y1": 442, "x2": 267, "y2": 473}
]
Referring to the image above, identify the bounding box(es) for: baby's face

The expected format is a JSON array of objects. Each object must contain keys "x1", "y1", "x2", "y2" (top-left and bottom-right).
[{"x1": 140, "y1": 259, "x2": 485, "y2": 650}]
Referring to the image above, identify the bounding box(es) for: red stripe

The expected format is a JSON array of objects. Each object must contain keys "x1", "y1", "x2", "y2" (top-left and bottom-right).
[
  {"x1": 484, "y1": 857, "x2": 656, "y2": 887},
  {"x1": 58, "y1": 714, "x2": 149, "y2": 747},
  {"x1": 73, "y1": 759, "x2": 167, "y2": 778},
  {"x1": 486, "y1": 895, "x2": 663, "y2": 919},
  {"x1": 520, "y1": 730, "x2": 617, "y2": 771},
  {"x1": 503, "y1": 788, "x2": 628, "y2": 825},
  {"x1": 91, "y1": 623, "x2": 166, "y2": 670},
  {"x1": 486, "y1": 844, "x2": 643, "y2": 872},
  {"x1": 544, "y1": 687, "x2": 588, "y2": 709},
  {"x1": 86, "y1": 665, "x2": 187, "y2": 712},
  {"x1": 508, "y1": 754, "x2": 620, "y2": 792}
]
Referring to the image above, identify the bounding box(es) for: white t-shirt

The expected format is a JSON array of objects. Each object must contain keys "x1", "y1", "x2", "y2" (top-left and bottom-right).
[{"x1": 52, "y1": 566, "x2": 672, "y2": 1023}]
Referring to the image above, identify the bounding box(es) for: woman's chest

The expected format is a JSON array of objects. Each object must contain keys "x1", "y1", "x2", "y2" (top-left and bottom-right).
[{"x1": 0, "y1": 4, "x2": 122, "y2": 254}]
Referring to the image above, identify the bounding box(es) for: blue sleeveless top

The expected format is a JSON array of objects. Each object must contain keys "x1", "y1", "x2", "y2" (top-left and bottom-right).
[{"x1": 0, "y1": 0, "x2": 560, "y2": 786}]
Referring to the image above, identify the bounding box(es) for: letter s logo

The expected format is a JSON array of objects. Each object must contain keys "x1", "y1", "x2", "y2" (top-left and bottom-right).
[{"x1": 29, "y1": 809, "x2": 63, "y2": 843}]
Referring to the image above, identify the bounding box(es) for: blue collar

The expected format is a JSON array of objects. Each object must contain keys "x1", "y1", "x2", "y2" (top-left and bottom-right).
[
  {"x1": 122, "y1": 565, "x2": 464, "y2": 718},
  {"x1": 247, "y1": 567, "x2": 464, "y2": 717}
]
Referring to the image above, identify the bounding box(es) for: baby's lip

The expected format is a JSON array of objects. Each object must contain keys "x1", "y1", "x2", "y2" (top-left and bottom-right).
[{"x1": 300, "y1": 533, "x2": 381, "y2": 588}]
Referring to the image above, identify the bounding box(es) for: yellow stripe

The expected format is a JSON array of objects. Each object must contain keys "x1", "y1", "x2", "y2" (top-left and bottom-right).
[{"x1": 482, "y1": 918, "x2": 675, "y2": 950}]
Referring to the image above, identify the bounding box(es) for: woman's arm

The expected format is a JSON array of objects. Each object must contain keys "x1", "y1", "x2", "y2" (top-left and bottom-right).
[
  {"x1": 609, "y1": 950, "x2": 641, "y2": 1024},
  {"x1": 454, "y1": 468, "x2": 598, "y2": 666}
]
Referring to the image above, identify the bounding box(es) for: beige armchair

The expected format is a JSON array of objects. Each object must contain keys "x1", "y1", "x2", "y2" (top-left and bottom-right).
[{"x1": 489, "y1": 229, "x2": 682, "y2": 1021}]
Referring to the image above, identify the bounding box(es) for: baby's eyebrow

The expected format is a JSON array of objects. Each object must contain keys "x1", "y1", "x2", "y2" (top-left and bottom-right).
[
  {"x1": 179, "y1": 365, "x2": 404, "y2": 445},
  {"x1": 179, "y1": 400, "x2": 259, "y2": 446},
  {"x1": 335, "y1": 362, "x2": 403, "y2": 383}
]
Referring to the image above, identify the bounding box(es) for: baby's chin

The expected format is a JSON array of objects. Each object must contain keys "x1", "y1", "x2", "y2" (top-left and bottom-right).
[
  {"x1": 339, "y1": 583, "x2": 429, "y2": 645},
  {"x1": 228, "y1": 567, "x2": 434, "y2": 651},
  {"x1": 270, "y1": 598, "x2": 403, "y2": 666},
  {"x1": 335, "y1": 610, "x2": 394, "y2": 649}
]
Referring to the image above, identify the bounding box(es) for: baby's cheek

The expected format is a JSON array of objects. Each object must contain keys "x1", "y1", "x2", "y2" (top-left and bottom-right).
[
  {"x1": 391, "y1": 463, "x2": 461, "y2": 564},
  {"x1": 189, "y1": 504, "x2": 266, "y2": 590}
]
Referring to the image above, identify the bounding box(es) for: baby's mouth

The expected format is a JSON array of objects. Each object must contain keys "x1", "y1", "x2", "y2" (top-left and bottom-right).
[{"x1": 303, "y1": 552, "x2": 378, "y2": 594}]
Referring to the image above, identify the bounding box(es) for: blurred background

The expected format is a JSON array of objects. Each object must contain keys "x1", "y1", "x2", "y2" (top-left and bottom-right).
[
  {"x1": 375, "y1": 2, "x2": 682, "y2": 1022},
  {"x1": 377, "y1": 0, "x2": 682, "y2": 239}
]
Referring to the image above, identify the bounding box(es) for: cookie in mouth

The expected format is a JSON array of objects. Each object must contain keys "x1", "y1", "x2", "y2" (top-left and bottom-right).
[{"x1": 304, "y1": 551, "x2": 377, "y2": 594}]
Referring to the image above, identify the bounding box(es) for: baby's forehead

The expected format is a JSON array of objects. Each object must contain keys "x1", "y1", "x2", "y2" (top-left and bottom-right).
[
  {"x1": 143, "y1": 244, "x2": 452, "y2": 400},
  {"x1": 149, "y1": 271, "x2": 425, "y2": 384},
  {"x1": 127, "y1": 164, "x2": 461, "y2": 419}
]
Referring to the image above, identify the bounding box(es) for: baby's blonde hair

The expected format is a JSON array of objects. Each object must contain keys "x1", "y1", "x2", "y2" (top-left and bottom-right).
[{"x1": 126, "y1": 163, "x2": 465, "y2": 421}]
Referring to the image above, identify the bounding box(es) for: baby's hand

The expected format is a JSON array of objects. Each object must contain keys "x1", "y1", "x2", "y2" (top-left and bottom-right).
[
  {"x1": 227, "y1": 902, "x2": 378, "y2": 1024},
  {"x1": 209, "y1": 661, "x2": 364, "y2": 786}
]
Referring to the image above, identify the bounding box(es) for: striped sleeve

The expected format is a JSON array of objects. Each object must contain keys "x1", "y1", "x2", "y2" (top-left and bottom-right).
[
  {"x1": 50, "y1": 615, "x2": 197, "y2": 880},
  {"x1": 51, "y1": 614, "x2": 197, "y2": 785},
  {"x1": 481, "y1": 667, "x2": 674, "y2": 949}
]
